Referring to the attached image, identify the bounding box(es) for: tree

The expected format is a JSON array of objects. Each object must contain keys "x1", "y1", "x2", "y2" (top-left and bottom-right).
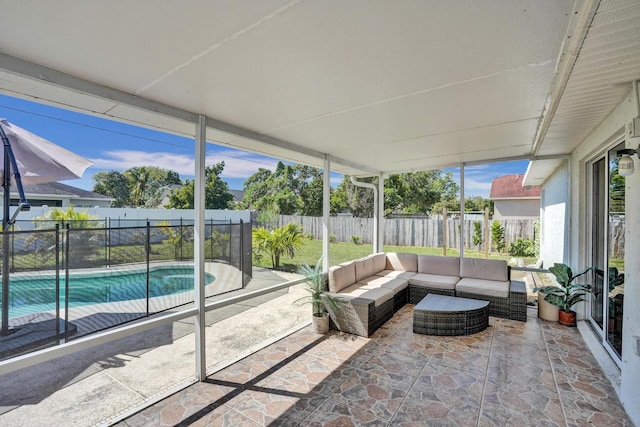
[
  {"x1": 252, "y1": 222, "x2": 305, "y2": 268},
  {"x1": 93, "y1": 166, "x2": 183, "y2": 207},
  {"x1": 491, "y1": 221, "x2": 505, "y2": 253},
  {"x1": 240, "y1": 162, "x2": 326, "y2": 215},
  {"x1": 331, "y1": 170, "x2": 459, "y2": 217},
  {"x1": 463, "y1": 196, "x2": 494, "y2": 214},
  {"x1": 92, "y1": 171, "x2": 131, "y2": 207},
  {"x1": 166, "y1": 162, "x2": 233, "y2": 209},
  {"x1": 156, "y1": 220, "x2": 187, "y2": 259}
]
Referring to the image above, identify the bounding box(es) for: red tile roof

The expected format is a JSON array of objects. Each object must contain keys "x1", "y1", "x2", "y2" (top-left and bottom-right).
[{"x1": 489, "y1": 174, "x2": 541, "y2": 199}]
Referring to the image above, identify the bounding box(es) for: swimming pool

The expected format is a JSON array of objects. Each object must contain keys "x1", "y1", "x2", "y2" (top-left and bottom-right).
[{"x1": 4, "y1": 265, "x2": 215, "y2": 317}]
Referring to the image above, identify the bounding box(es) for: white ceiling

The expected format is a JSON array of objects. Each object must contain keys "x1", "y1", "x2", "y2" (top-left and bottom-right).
[{"x1": 0, "y1": 0, "x2": 639, "y2": 180}]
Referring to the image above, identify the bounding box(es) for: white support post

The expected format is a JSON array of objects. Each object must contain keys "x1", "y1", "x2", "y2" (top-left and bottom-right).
[
  {"x1": 194, "y1": 115, "x2": 206, "y2": 381},
  {"x1": 459, "y1": 163, "x2": 465, "y2": 258},
  {"x1": 349, "y1": 176, "x2": 381, "y2": 253},
  {"x1": 377, "y1": 173, "x2": 384, "y2": 253},
  {"x1": 322, "y1": 157, "x2": 331, "y2": 272}
]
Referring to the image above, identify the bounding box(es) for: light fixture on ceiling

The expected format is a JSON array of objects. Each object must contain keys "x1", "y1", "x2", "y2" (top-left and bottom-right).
[{"x1": 616, "y1": 146, "x2": 640, "y2": 176}]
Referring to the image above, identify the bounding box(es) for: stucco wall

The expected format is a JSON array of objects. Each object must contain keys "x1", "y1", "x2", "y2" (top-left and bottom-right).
[{"x1": 539, "y1": 162, "x2": 568, "y2": 268}]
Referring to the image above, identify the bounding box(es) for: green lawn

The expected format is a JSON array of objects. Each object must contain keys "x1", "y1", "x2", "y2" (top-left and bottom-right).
[{"x1": 253, "y1": 238, "x2": 537, "y2": 272}]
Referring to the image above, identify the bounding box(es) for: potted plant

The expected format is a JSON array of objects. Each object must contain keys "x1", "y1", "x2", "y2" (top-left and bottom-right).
[
  {"x1": 294, "y1": 259, "x2": 339, "y2": 334},
  {"x1": 534, "y1": 263, "x2": 593, "y2": 326}
]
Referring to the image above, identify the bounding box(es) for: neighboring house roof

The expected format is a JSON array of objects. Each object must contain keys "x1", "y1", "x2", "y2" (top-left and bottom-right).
[
  {"x1": 489, "y1": 174, "x2": 541, "y2": 199},
  {"x1": 229, "y1": 189, "x2": 244, "y2": 202},
  {"x1": 13, "y1": 182, "x2": 113, "y2": 201}
]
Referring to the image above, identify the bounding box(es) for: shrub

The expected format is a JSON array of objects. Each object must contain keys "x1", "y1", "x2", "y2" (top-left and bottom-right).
[
  {"x1": 472, "y1": 221, "x2": 483, "y2": 249},
  {"x1": 350, "y1": 235, "x2": 363, "y2": 245},
  {"x1": 534, "y1": 220, "x2": 540, "y2": 258},
  {"x1": 252, "y1": 222, "x2": 305, "y2": 268},
  {"x1": 509, "y1": 238, "x2": 535, "y2": 257},
  {"x1": 491, "y1": 221, "x2": 505, "y2": 253},
  {"x1": 329, "y1": 234, "x2": 337, "y2": 243},
  {"x1": 28, "y1": 206, "x2": 100, "y2": 268}
]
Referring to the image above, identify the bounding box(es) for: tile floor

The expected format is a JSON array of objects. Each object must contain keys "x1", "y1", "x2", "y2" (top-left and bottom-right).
[{"x1": 117, "y1": 306, "x2": 633, "y2": 426}]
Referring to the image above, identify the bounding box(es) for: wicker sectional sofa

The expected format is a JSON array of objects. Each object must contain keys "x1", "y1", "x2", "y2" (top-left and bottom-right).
[{"x1": 326, "y1": 252, "x2": 527, "y2": 337}]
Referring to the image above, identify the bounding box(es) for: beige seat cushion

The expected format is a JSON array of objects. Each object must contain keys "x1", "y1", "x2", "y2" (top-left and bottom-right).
[
  {"x1": 337, "y1": 284, "x2": 394, "y2": 306},
  {"x1": 376, "y1": 270, "x2": 416, "y2": 280},
  {"x1": 459, "y1": 258, "x2": 508, "y2": 281},
  {"x1": 357, "y1": 276, "x2": 408, "y2": 294},
  {"x1": 456, "y1": 277, "x2": 510, "y2": 298},
  {"x1": 385, "y1": 252, "x2": 418, "y2": 272},
  {"x1": 409, "y1": 273, "x2": 459, "y2": 290},
  {"x1": 417, "y1": 255, "x2": 460, "y2": 276}
]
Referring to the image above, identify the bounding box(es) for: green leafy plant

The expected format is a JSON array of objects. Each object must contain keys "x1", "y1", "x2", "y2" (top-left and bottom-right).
[
  {"x1": 293, "y1": 259, "x2": 339, "y2": 317},
  {"x1": 491, "y1": 221, "x2": 505, "y2": 253},
  {"x1": 509, "y1": 238, "x2": 535, "y2": 257},
  {"x1": 472, "y1": 221, "x2": 483, "y2": 249},
  {"x1": 329, "y1": 234, "x2": 337, "y2": 243},
  {"x1": 27, "y1": 206, "x2": 100, "y2": 268},
  {"x1": 534, "y1": 263, "x2": 593, "y2": 312},
  {"x1": 252, "y1": 222, "x2": 305, "y2": 268},
  {"x1": 350, "y1": 235, "x2": 362, "y2": 245}
]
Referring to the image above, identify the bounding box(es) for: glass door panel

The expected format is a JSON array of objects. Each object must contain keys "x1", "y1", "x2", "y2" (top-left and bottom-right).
[
  {"x1": 607, "y1": 145, "x2": 625, "y2": 357},
  {"x1": 591, "y1": 158, "x2": 606, "y2": 329}
]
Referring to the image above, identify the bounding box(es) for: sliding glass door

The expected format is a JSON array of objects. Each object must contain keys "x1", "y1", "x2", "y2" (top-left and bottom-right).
[{"x1": 588, "y1": 142, "x2": 625, "y2": 360}]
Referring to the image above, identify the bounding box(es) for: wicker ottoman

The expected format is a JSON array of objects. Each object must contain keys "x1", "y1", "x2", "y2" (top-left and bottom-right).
[{"x1": 413, "y1": 294, "x2": 489, "y2": 336}]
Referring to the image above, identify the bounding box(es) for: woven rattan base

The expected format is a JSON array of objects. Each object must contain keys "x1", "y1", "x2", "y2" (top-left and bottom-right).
[{"x1": 413, "y1": 294, "x2": 489, "y2": 336}]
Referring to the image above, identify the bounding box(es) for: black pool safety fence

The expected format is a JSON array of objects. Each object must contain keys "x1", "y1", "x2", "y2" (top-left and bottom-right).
[{"x1": 0, "y1": 219, "x2": 252, "y2": 361}]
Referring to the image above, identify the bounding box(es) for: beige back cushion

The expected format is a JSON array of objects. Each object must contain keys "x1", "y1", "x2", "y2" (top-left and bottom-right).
[
  {"x1": 385, "y1": 252, "x2": 418, "y2": 272},
  {"x1": 417, "y1": 255, "x2": 460, "y2": 276},
  {"x1": 370, "y1": 253, "x2": 387, "y2": 273},
  {"x1": 328, "y1": 262, "x2": 356, "y2": 293},
  {"x1": 459, "y1": 258, "x2": 508, "y2": 281},
  {"x1": 355, "y1": 257, "x2": 374, "y2": 282}
]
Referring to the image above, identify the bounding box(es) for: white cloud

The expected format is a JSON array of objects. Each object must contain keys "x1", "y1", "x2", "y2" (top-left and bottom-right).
[
  {"x1": 91, "y1": 149, "x2": 279, "y2": 179},
  {"x1": 462, "y1": 178, "x2": 493, "y2": 198},
  {"x1": 210, "y1": 150, "x2": 278, "y2": 178},
  {"x1": 91, "y1": 150, "x2": 195, "y2": 175}
]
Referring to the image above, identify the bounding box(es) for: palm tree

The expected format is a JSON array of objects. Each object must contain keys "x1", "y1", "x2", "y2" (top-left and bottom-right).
[{"x1": 252, "y1": 222, "x2": 305, "y2": 268}]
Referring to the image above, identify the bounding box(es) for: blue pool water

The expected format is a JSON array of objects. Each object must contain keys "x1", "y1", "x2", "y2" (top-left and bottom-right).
[{"x1": 3, "y1": 266, "x2": 215, "y2": 317}]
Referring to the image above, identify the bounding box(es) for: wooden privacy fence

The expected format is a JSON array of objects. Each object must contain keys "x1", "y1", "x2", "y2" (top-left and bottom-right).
[{"x1": 277, "y1": 215, "x2": 538, "y2": 250}]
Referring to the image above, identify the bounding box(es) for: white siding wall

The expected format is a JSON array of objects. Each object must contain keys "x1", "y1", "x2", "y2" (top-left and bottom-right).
[
  {"x1": 493, "y1": 199, "x2": 540, "y2": 219},
  {"x1": 539, "y1": 163, "x2": 568, "y2": 268},
  {"x1": 563, "y1": 89, "x2": 640, "y2": 425}
]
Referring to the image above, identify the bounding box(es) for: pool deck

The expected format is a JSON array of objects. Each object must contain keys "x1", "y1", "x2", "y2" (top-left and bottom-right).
[{"x1": 0, "y1": 266, "x2": 309, "y2": 426}]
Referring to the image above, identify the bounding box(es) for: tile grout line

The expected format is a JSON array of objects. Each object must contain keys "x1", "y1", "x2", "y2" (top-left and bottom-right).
[
  {"x1": 540, "y1": 322, "x2": 570, "y2": 427},
  {"x1": 476, "y1": 317, "x2": 496, "y2": 427}
]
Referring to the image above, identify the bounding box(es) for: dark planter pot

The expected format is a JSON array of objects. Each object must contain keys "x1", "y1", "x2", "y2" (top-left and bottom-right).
[{"x1": 558, "y1": 310, "x2": 577, "y2": 326}]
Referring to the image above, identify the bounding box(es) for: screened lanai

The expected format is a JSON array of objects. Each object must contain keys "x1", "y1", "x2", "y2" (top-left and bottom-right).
[{"x1": 1, "y1": 1, "x2": 640, "y2": 425}]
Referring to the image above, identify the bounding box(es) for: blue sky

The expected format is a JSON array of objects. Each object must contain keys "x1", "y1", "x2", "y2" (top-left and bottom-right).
[{"x1": 0, "y1": 93, "x2": 528, "y2": 198}]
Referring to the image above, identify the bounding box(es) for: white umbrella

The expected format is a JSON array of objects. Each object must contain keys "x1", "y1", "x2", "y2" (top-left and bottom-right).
[
  {"x1": 0, "y1": 118, "x2": 92, "y2": 335},
  {"x1": 0, "y1": 119, "x2": 92, "y2": 185}
]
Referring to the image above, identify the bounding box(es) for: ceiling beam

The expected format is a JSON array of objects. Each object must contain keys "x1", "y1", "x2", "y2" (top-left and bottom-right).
[{"x1": 530, "y1": 0, "x2": 600, "y2": 156}]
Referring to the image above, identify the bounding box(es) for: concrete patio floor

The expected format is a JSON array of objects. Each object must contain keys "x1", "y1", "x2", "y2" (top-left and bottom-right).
[
  {"x1": 0, "y1": 266, "x2": 633, "y2": 427},
  {"x1": 0, "y1": 267, "x2": 310, "y2": 427}
]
